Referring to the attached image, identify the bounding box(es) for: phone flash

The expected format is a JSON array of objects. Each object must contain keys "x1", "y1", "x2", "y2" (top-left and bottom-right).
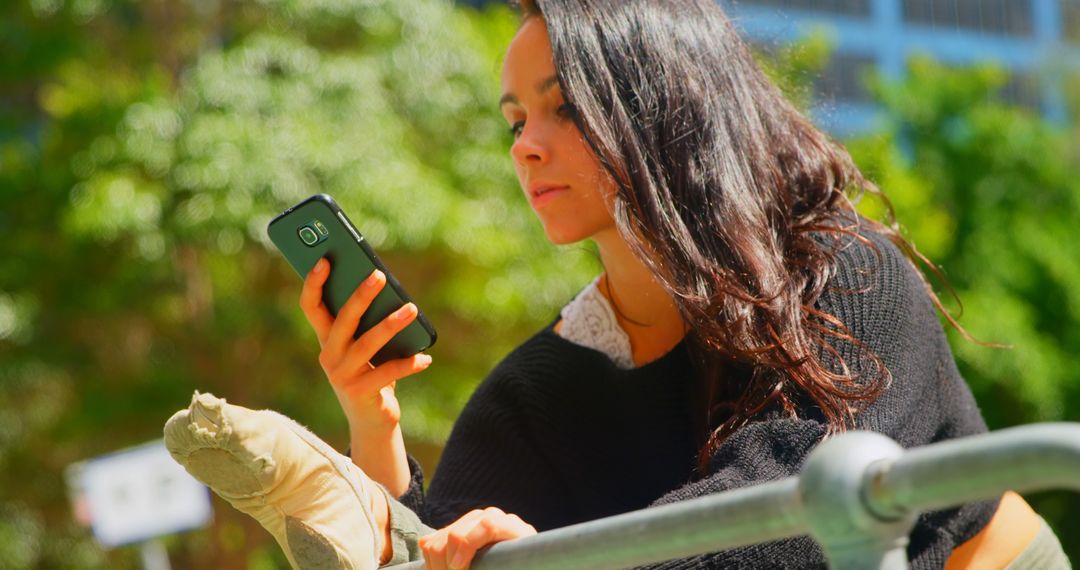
[{"x1": 313, "y1": 220, "x2": 329, "y2": 236}]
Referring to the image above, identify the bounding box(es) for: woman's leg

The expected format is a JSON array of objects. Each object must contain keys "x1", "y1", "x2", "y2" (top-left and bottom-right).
[
  {"x1": 1005, "y1": 517, "x2": 1072, "y2": 570},
  {"x1": 164, "y1": 391, "x2": 384, "y2": 569},
  {"x1": 373, "y1": 482, "x2": 437, "y2": 566}
]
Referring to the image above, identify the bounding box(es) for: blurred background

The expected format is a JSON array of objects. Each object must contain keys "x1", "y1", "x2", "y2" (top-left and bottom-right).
[{"x1": 1, "y1": 0, "x2": 1077, "y2": 567}]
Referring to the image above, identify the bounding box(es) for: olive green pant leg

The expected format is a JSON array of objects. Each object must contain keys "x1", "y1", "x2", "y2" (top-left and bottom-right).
[
  {"x1": 375, "y1": 483, "x2": 437, "y2": 567},
  {"x1": 1005, "y1": 517, "x2": 1072, "y2": 570}
]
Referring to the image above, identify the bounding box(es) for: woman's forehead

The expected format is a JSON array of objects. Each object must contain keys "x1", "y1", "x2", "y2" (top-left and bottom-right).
[{"x1": 501, "y1": 17, "x2": 556, "y2": 94}]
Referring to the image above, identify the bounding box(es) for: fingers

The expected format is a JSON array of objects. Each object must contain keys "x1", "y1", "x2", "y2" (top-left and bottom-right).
[
  {"x1": 333, "y1": 353, "x2": 433, "y2": 401},
  {"x1": 324, "y1": 268, "x2": 386, "y2": 358},
  {"x1": 333, "y1": 301, "x2": 419, "y2": 375},
  {"x1": 420, "y1": 508, "x2": 537, "y2": 570},
  {"x1": 306, "y1": 260, "x2": 431, "y2": 415},
  {"x1": 299, "y1": 258, "x2": 334, "y2": 346},
  {"x1": 446, "y1": 516, "x2": 499, "y2": 570},
  {"x1": 421, "y1": 510, "x2": 485, "y2": 570}
]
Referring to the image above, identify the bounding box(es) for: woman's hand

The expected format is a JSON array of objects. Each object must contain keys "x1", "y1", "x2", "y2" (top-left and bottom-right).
[
  {"x1": 419, "y1": 507, "x2": 537, "y2": 570},
  {"x1": 300, "y1": 257, "x2": 431, "y2": 494},
  {"x1": 301, "y1": 257, "x2": 431, "y2": 431}
]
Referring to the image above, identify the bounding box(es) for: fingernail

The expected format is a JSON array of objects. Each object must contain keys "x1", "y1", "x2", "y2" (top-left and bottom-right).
[
  {"x1": 395, "y1": 303, "x2": 416, "y2": 320},
  {"x1": 417, "y1": 354, "x2": 432, "y2": 366},
  {"x1": 313, "y1": 258, "x2": 327, "y2": 273},
  {"x1": 450, "y1": 553, "x2": 467, "y2": 570},
  {"x1": 365, "y1": 269, "x2": 383, "y2": 288}
]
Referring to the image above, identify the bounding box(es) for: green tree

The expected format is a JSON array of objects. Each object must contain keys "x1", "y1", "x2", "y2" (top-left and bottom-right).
[
  {"x1": 4, "y1": 2, "x2": 1078, "y2": 566},
  {"x1": 3, "y1": 0, "x2": 598, "y2": 566},
  {"x1": 847, "y1": 56, "x2": 1080, "y2": 560}
]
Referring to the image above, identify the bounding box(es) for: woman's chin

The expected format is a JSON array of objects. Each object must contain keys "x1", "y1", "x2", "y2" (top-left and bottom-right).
[
  {"x1": 543, "y1": 229, "x2": 583, "y2": 246},
  {"x1": 539, "y1": 218, "x2": 616, "y2": 246},
  {"x1": 539, "y1": 222, "x2": 591, "y2": 246}
]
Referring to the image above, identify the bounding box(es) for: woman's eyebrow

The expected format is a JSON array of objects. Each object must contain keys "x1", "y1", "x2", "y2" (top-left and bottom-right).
[
  {"x1": 535, "y1": 75, "x2": 558, "y2": 94},
  {"x1": 499, "y1": 74, "x2": 559, "y2": 109}
]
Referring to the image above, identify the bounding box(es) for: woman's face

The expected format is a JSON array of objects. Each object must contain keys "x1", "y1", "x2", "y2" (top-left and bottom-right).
[{"x1": 500, "y1": 17, "x2": 617, "y2": 245}]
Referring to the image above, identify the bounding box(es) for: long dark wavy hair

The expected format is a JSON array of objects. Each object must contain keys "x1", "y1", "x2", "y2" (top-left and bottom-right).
[{"x1": 513, "y1": 0, "x2": 969, "y2": 476}]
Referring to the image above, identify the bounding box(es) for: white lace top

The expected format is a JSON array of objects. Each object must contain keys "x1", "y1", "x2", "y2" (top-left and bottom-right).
[{"x1": 557, "y1": 275, "x2": 636, "y2": 369}]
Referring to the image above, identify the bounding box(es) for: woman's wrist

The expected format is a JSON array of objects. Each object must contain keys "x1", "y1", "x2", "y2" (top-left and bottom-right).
[
  {"x1": 347, "y1": 412, "x2": 399, "y2": 441},
  {"x1": 350, "y1": 423, "x2": 411, "y2": 497},
  {"x1": 338, "y1": 389, "x2": 402, "y2": 436}
]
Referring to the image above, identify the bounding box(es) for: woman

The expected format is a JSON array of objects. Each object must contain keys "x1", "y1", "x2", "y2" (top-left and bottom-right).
[{"x1": 166, "y1": 1, "x2": 1065, "y2": 568}]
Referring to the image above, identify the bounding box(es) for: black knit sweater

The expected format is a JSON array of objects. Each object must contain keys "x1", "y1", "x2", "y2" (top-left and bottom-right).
[{"x1": 398, "y1": 227, "x2": 997, "y2": 569}]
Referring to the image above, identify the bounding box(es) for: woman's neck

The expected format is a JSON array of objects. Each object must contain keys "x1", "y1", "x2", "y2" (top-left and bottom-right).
[{"x1": 593, "y1": 228, "x2": 687, "y2": 365}]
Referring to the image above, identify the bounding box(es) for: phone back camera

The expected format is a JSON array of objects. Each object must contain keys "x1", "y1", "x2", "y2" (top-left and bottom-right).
[
  {"x1": 298, "y1": 218, "x2": 330, "y2": 246},
  {"x1": 300, "y1": 225, "x2": 319, "y2": 246}
]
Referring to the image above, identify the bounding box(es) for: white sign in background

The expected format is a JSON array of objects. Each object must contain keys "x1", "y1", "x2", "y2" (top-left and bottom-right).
[{"x1": 79, "y1": 440, "x2": 212, "y2": 548}]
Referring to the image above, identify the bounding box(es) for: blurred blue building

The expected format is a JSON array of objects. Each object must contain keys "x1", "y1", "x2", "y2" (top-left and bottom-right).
[
  {"x1": 720, "y1": 0, "x2": 1080, "y2": 134},
  {"x1": 462, "y1": 0, "x2": 1079, "y2": 135}
]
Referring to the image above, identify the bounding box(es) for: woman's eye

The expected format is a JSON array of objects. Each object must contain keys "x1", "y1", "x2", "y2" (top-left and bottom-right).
[{"x1": 507, "y1": 104, "x2": 574, "y2": 140}]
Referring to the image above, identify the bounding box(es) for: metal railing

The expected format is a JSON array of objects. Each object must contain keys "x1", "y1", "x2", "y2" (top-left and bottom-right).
[{"x1": 387, "y1": 422, "x2": 1080, "y2": 569}]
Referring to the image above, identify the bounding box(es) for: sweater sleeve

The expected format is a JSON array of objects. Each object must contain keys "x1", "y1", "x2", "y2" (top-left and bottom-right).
[
  {"x1": 637, "y1": 418, "x2": 830, "y2": 569},
  {"x1": 394, "y1": 453, "x2": 428, "y2": 518},
  {"x1": 632, "y1": 227, "x2": 996, "y2": 569}
]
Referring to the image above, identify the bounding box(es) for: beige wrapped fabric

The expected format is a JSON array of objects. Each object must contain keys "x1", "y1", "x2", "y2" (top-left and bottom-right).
[{"x1": 164, "y1": 391, "x2": 382, "y2": 570}]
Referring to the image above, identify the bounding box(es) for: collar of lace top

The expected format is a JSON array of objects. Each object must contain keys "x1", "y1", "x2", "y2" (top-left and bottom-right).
[{"x1": 557, "y1": 275, "x2": 635, "y2": 369}]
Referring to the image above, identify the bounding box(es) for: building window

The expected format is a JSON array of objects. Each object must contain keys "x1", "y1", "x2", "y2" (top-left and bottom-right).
[
  {"x1": 814, "y1": 52, "x2": 877, "y2": 104},
  {"x1": 999, "y1": 70, "x2": 1042, "y2": 111},
  {"x1": 1064, "y1": 0, "x2": 1080, "y2": 43},
  {"x1": 902, "y1": 0, "x2": 1034, "y2": 37},
  {"x1": 729, "y1": 0, "x2": 872, "y2": 18}
]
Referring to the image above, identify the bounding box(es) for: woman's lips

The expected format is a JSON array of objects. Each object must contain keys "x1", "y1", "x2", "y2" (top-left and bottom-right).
[{"x1": 529, "y1": 185, "x2": 569, "y2": 208}]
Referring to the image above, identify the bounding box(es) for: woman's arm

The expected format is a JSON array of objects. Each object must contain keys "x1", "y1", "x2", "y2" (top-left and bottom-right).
[
  {"x1": 351, "y1": 421, "x2": 411, "y2": 498},
  {"x1": 638, "y1": 418, "x2": 830, "y2": 569},
  {"x1": 629, "y1": 227, "x2": 998, "y2": 569},
  {"x1": 299, "y1": 257, "x2": 432, "y2": 495}
]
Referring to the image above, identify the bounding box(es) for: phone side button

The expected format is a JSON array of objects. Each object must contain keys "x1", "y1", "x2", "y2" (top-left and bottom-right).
[{"x1": 337, "y1": 211, "x2": 363, "y2": 242}]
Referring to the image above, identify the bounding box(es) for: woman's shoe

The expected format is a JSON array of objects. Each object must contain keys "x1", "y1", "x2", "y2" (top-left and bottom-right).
[{"x1": 163, "y1": 391, "x2": 381, "y2": 569}]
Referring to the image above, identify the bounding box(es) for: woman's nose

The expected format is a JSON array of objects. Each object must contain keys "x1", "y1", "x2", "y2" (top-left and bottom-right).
[{"x1": 510, "y1": 125, "x2": 549, "y2": 166}]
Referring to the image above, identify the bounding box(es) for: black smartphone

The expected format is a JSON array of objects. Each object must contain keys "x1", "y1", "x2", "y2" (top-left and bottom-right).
[{"x1": 267, "y1": 194, "x2": 437, "y2": 366}]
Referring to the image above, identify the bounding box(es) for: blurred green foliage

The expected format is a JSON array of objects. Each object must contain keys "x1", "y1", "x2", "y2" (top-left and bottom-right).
[
  {"x1": 845, "y1": 55, "x2": 1080, "y2": 552},
  {"x1": 2, "y1": 0, "x2": 598, "y2": 566},
  {"x1": 1, "y1": 0, "x2": 1077, "y2": 567}
]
